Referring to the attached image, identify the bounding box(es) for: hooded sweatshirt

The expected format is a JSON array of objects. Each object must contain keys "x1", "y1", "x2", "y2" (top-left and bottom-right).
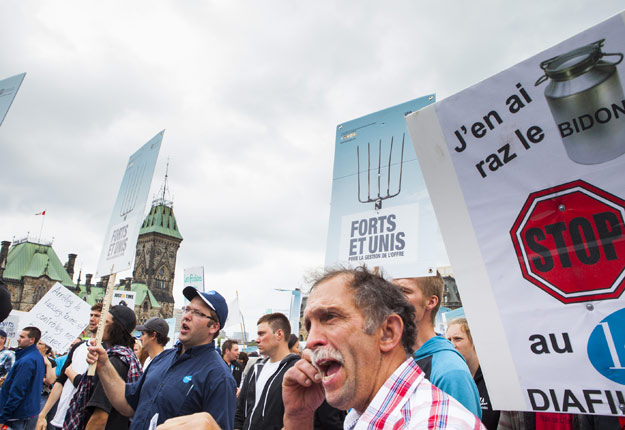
[
  {"x1": 413, "y1": 335, "x2": 482, "y2": 418},
  {"x1": 234, "y1": 353, "x2": 299, "y2": 430}
]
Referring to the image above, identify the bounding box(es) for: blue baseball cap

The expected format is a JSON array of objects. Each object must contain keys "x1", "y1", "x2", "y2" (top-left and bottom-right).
[{"x1": 183, "y1": 287, "x2": 228, "y2": 328}]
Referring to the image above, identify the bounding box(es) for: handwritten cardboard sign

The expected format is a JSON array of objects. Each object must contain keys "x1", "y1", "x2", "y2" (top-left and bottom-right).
[{"x1": 20, "y1": 283, "x2": 91, "y2": 353}]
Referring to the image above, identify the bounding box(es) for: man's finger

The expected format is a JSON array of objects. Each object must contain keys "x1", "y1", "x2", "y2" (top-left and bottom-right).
[{"x1": 283, "y1": 358, "x2": 321, "y2": 388}]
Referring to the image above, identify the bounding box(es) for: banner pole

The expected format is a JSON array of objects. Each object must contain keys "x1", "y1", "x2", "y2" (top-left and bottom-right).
[{"x1": 87, "y1": 267, "x2": 117, "y2": 376}]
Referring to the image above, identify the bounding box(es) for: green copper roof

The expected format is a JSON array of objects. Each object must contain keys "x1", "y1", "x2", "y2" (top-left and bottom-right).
[
  {"x1": 78, "y1": 285, "x2": 106, "y2": 305},
  {"x1": 77, "y1": 282, "x2": 161, "y2": 309},
  {"x1": 139, "y1": 204, "x2": 183, "y2": 240},
  {"x1": 3, "y1": 241, "x2": 75, "y2": 288},
  {"x1": 132, "y1": 283, "x2": 161, "y2": 308}
]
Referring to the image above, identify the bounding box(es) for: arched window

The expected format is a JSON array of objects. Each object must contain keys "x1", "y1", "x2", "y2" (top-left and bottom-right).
[{"x1": 154, "y1": 266, "x2": 169, "y2": 289}]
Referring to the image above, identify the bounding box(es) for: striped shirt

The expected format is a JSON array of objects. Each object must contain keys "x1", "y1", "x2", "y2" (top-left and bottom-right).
[{"x1": 344, "y1": 358, "x2": 485, "y2": 430}]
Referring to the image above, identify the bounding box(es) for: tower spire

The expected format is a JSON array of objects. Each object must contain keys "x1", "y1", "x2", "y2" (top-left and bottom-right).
[{"x1": 152, "y1": 158, "x2": 173, "y2": 208}]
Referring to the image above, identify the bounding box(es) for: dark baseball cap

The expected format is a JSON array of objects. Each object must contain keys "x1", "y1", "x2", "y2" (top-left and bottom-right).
[
  {"x1": 136, "y1": 317, "x2": 169, "y2": 337},
  {"x1": 183, "y1": 287, "x2": 228, "y2": 328},
  {"x1": 109, "y1": 305, "x2": 137, "y2": 333},
  {"x1": 0, "y1": 329, "x2": 6, "y2": 338}
]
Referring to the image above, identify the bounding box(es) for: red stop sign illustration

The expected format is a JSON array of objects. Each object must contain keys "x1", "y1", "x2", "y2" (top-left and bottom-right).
[{"x1": 510, "y1": 180, "x2": 625, "y2": 303}]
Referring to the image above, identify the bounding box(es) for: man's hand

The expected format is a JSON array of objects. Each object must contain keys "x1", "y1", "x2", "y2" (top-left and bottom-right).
[
  {"x1": 282, "y1": 349, "x2": 325, "y2": 429},
  {"x1": 156, "y1": 412, "x2": 221, "y2": 430},
  {"x1": 36, "y1": 416, "x2": 47, "y2": 430},
  {"x1": 86, "y1": 340, "x2": 109, "y2": 369}
]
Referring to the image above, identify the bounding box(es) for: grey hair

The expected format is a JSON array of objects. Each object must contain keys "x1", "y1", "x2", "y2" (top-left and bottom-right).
[{"x1": 309, "y1": 265, "x2": 417, "y2": 355}]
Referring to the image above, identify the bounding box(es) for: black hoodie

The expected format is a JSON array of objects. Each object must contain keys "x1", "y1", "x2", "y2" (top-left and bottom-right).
[{"x1": 234, "y1": 353, "x2": 299, "y2": 430}]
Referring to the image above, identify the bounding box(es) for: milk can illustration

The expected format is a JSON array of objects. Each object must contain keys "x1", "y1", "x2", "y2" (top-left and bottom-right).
[{"x1": 535, "y1": 39, "x2": 625, "y2": 164}]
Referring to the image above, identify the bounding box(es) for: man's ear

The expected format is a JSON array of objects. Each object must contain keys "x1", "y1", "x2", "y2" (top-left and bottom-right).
[
  {"x1": 425, "y1": 295, "x2": 439, "y2": 312},
  {"x1": 208, "y1": 322, "x2": 220, "y2": 334},
  {"x1": 379, "y1": 314, "x2": 404, "y2": 353},
  {"x1": 275, "y1": 329, "x2": 284, "y2": 342}
]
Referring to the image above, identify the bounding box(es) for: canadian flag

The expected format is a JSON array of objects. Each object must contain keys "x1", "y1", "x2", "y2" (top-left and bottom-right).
[{"x1": 35, "y1": 210, "x2": 46, "y2": 216}]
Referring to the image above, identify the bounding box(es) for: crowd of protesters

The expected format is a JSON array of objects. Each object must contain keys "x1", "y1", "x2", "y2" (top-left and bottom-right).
[{"x1": 0, "y1": 273, "x2": 621, "y2": 430}]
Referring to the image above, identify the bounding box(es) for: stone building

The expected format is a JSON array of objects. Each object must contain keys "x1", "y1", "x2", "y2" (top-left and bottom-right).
[
  {"x1": 0, "y1": 239, "x2": 77, "y2": 311},
  {"x1": 2, "y1": 176, "x2": 183, "y2": 323},
  {"x1": 130, "y1": 196, "x2": 183, "y2": 322}
]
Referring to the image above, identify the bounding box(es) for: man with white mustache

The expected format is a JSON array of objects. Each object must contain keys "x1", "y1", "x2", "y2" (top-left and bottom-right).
[{"x1": 282, "y1": 267, "x2": 485, "y2": 430}]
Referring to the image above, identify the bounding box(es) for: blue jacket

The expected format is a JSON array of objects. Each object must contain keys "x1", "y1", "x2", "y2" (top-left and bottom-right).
[
  {"x1": 413, "y1": 336, "x2": 482, "y2": 418},
  {"x1": 125, "y1": 341, "x2": 236, "y2": 430},
  {"x1": 0, "y1": 344, "x2": 45, "y2": 423}
]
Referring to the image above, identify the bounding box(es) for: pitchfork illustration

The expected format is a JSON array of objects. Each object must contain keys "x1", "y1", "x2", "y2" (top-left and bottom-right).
[
  {"x1": 119, "y1": 159, "x2": 147, "y2": 219},
  {"x1": 357, "y1": 133, "x2": 405, "y2": 211}
]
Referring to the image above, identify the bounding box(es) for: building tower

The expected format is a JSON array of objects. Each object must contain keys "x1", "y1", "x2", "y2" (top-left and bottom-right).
[{"x1": 131, "y1": 164, "x2": 183, "y2": 321}]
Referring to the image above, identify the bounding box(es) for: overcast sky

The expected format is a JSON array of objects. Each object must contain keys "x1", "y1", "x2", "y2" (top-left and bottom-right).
[{"x1": 1, "y1": 1, "x2": 623, "y2": 337}]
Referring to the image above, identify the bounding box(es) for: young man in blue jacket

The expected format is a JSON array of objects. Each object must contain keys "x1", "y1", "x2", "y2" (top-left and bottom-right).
[
  {"x1": 0, "y1": 326, "x2": 45, "y2": 430},
  {"x1": 86, "y1": 288, "x2": 236, "y2": 430},
  {"x1": 394, "y1": 274, "x2": 482, "y2": 418}
]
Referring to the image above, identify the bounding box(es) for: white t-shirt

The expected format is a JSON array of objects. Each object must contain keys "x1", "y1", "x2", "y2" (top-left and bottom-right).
[
  {"x1": 51, "y1": 341, "x2": 90, "y2": 427},
  {"x1": 143, "y1": 355, "x2": 152, "y2": 370},
  {"x1": 254, "y1": 360, "x2": 280, "y2": 406}
]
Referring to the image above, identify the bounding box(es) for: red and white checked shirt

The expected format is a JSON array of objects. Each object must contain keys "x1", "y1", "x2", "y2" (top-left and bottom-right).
[{"x1": 343, "y1": 357, "x2": 485, "y2": 430}]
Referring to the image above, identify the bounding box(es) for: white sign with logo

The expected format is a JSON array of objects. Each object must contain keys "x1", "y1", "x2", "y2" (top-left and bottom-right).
[
  {"x1": 96, "y1": 131, "x2": 163, "y2": 276},
  {"x1": 325, "y1": 96, "x2": 448, "y2": 278},
  {"x1": 184, "y1": 267, "x2": 204, "y2": 292},
  {"x1": 112, "y1": 290, "x2": 137, "y2": 309},
  {"x1": 405, "y1": 12, "x2": 625, "y2": 415}
]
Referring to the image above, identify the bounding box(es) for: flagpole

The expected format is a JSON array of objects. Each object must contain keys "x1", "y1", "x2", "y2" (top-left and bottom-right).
[
  {"x1": 237, "y1": 290, "x2": 247, "y2": 345},
  {"x1": 37, "y1": 211, "x2": 46, "y2": 243}
]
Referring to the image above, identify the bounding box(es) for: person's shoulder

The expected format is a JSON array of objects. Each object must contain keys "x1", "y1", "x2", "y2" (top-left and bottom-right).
[
  {"x1": 407, "y1": 377, "x2": 483, "y2": 428},
  {"x1": 109, "y1": 354, "x2": 129, "y2": 366},
  {"x1": 282, "y1": 353, "x2": 300, "y2": 367},
  {"x1": 431, "y1": 347, "x2": 470, "y2": 372}
]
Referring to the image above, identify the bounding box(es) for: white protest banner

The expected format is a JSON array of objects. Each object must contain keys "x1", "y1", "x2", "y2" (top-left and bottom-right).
[
  {"x1": 20, "y1": 283, "x2": 91, "y2": 354},
  {"x1": 325, "y1": 96, "x2": 449, "y2": 277},
  {"x1": 406, "y1": 12, "x2": 625, "y2": 415},
  {"x1": 112, "y1": 290, "x2": 136, "y2": 309},
  {"x1": 96, "y1": 131, "x2": 163, "y2": 276},
  {"x1": 288, "y1": 290, "x2": 302, "y2": 337},
  {"x1": 165, "y1": 317, "x2": 176, "y2": 348},
  {"x1": 184, "y1": 266, "x2": 204, "y2": 292},
  {"x1": 0, "y1": 310, "x2": 26, "y2": 347},
  {"x1": 0, "y1": 72, "x2": 25, "y2": 128}
]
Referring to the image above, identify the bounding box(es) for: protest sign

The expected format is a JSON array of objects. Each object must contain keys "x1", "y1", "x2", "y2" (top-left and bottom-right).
[
  {"x1": 0, "y1": 72, "x2": 25, "y2": 128},
  {"x1": 112, "y1": 290, "x2": 136, "y2": 309},
  {"x1": 325, "y1": 96, "x2": 449, "y2": 277},
  {"x1": 184, "y1": 266, "x2": 204, "y2": 292},
  {"x1": 165, "y1": 317, "x2": 176, "y2": 348},
  {"x1": 0, "y1": 310, "x2": 26, "y2": 347},
  {"x1": 20, "y1": 283, "x2": 91, "y2": 353},
  {"x1": 288, "y1": 290, "x2": 302, "y2": 336},
  {"x1": 96, "y1": 131, "x2": 163, "y2": 276},
  {"x1": 406, "y1": 12, "x2": 625, "y2": 415}
]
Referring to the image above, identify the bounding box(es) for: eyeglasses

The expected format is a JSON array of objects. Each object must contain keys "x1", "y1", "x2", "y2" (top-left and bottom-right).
[{"x1": 181, "y1": 306, "x2": 217, "y2": 322}]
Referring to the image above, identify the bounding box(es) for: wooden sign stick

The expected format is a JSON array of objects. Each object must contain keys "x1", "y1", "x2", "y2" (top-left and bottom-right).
[{"x1": 87, "y1": 269, "x2": 117, "y2": 376}]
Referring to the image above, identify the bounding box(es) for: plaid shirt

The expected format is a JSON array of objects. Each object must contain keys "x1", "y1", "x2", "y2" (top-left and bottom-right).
[
  {"x1": 0, "y1": 348, "x2": 15, "y2": 377},
  {"x1": 344, "y1": 358, "x2": 485, "y2": 430},
  {"x1": 63, "y1": 345, "x2": 143, "y2": 430}
]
